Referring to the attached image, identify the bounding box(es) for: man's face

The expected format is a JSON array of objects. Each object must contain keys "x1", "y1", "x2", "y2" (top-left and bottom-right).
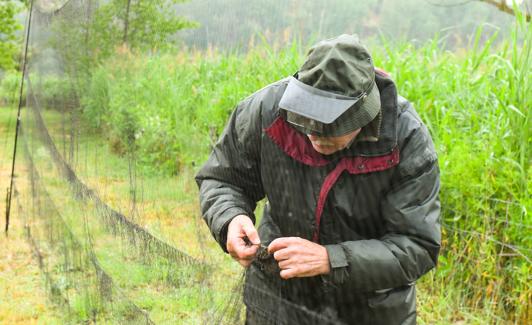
[{"x1": 307, "y1": 128, "x2": 362, "y2": 155}]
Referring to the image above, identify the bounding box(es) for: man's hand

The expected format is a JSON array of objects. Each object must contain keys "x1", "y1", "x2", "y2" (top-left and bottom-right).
[
  {"x1": 268, "y1": 237, "x2": 331, "y2": 279},
  {"x1": 226, "y1": 215, "x2": 261, "y2": 267}
]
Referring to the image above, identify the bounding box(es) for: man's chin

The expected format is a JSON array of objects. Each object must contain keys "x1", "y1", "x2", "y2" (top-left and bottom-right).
[{"x1": 311, "y1": 143, "x2": 337, "y2": 155}]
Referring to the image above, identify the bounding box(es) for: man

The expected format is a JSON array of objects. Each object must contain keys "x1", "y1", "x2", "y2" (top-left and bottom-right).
[{"x1": 196, "y1": 34, "x2": 441, "y2": 325}]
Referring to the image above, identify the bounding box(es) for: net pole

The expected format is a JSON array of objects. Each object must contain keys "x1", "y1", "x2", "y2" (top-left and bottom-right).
[
  {"x1": 123, "y1": 0, "x2": 132, "y2": 44},
  {"x1": 5, "y1": 0, "x2": 34, "y2": 235}
]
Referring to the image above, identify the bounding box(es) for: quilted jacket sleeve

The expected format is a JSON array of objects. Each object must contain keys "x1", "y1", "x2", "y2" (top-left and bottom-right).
[
  {"x1": 195, "y1": 97, "x2": 265, "y2": 252},
  {"x1": 324, "y1": 103, "x2": 441, "y2": 292}
]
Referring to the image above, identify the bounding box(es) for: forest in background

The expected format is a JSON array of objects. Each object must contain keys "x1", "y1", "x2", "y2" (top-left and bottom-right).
[{"x1": 175, "y1": 0, "x2": 521, "y2": 50}]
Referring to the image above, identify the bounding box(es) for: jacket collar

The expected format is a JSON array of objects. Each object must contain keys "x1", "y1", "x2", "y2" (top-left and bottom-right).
[
  {"x1": 350, "y1": 72, "x2": 398, "y2": 157},
  {"x1": 326, "y1": 72, "x2": 398, "y2": 158}
]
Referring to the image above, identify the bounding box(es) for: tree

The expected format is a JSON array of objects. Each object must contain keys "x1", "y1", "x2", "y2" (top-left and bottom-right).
[
  {"x1": 479, "y1": 0, "x2": 531, "y2": 21},
  {"x1": 41, "y1": 0, "x2": 196, "y2": 100},
  {"x1": 0, "y1": 0, "x2": 24, "y2": 71},
  {"x1": 91, "y1": 0, "x2": 197, "y2": 58}
]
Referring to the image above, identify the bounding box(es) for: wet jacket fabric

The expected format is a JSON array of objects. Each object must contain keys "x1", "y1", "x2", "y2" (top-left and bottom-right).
[{"x1": 196, "y1": 72, "x2": 441, "y2": 325}]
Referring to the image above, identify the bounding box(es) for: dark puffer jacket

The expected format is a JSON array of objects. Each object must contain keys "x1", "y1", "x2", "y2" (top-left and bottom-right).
[{"x1": 196, "y1": 72, "x2": 441, "y2": 325}]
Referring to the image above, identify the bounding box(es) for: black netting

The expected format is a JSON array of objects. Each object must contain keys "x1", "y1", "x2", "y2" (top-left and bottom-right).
[{"x1": 2, "y1": 0, "x2": 530, "y2": 324}]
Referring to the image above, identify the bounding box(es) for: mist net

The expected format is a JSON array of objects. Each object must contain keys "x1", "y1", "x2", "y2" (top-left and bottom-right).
[{"x1": 6, "y1": 0, "x2": 530, "y2": 324}]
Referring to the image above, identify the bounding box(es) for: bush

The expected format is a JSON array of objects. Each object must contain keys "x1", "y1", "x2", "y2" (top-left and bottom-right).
[
  {"x1": 0, "y1": 70, "x2": 22, "y2": 107},
  {"x1": 82, "y1": 44, "x2": 303, "y2": 173},
  {"x1": 0, "y1": 71, "x2": 78, "y2": 110}
]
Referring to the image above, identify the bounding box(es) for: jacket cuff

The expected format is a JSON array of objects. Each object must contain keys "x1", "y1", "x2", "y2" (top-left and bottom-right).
[
  {"x1": 323, "y1": 244, "x2": 349, "y2": 284},
  {"x1": 214, "y1": 207, "x2": 251, "y2": 253},
  {"x1": 325, "y1": 244, "x2": 349, "y2": 268}
]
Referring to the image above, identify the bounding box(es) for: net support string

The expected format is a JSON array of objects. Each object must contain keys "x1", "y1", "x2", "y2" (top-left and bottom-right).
[{"x1": 5, "y1": 0, "x2": 35, "y2": 235}]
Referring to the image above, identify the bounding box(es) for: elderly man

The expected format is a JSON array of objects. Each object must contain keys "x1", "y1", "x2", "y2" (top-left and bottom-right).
[{"x1": 196, "y1": 34, "x2": 441, "y2": 325}]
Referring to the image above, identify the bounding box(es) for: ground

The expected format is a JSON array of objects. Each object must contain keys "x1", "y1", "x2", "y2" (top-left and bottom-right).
[{"x1": 0, "y1": 107, "x2": 63, "y2": 324}]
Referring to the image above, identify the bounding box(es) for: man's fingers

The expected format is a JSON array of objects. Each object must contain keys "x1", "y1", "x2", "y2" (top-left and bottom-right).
[
  {"x1": 239, "y1": 244, "x2": 259, "y2": 258},
  {"x1": 226, "y1": 215, "x2": 261, "y2": 268},
  {"x1": 228, "y1": 238, "x2": 259, "y2": 259},
  {"x1": 278, "y1": 259, "x2": 293, "y2": 269},
  {"x1": 242, "y1": 223, "x2": 260, "y2": 245},
  {"x1": 280, "y1": 268, "x2": 298, "y2": 279},
  {"x1": 229, "y1": 242, "x2": 257, "y2": 268},
  {"x1": 268, "y1": 237, "x2": 301, "y2": 253},
  {"x1": 273, "y1": 247, "x2": 294, "y2": 261},
  {"x1": 230, "y1": 246, "x2": 258, "y2": 260}
]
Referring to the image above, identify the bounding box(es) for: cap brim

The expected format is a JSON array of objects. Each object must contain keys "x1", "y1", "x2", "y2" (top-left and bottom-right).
[
  {"x1": 327, "y1": 80, "x2": 381, "y2": 136},
  {"x1": 279, "y1": 77, "x2": 359, "y2": 124},
  {"x1": 280, "y1": 77, "x2": 381, "y2": 137}
]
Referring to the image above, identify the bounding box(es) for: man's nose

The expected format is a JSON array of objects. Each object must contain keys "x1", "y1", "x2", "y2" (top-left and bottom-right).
[{"x1": 307, "y1": 134, "x2": 320, "y2": 141}]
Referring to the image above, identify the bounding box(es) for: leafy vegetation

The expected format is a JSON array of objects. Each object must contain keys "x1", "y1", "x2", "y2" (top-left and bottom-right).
[
  {"x1": 0, "y1": 0, "x2": 24, "y2": 71},
  {"x1": 89, "y1": 0, "x2": 197, "y2": 60},
  {"x1": 82, "y1": 43, "x2": 303, "y2": 172}
]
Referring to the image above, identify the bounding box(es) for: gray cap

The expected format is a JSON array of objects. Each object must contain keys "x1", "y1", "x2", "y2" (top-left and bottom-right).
[{"x1": 279, "y1": 34, "x2": 381, "y2": 136}]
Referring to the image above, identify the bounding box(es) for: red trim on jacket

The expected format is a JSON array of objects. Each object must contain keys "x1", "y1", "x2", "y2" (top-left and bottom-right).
[
  {"x1": 312, "y1": 148, "x2": 400, "y2": 242},
  {"x1": 264, "y1": 117, "x2": 329, "y2": 167},
  {"x1": 264, "y1": 117, "x2": 400, "y2": 242}
]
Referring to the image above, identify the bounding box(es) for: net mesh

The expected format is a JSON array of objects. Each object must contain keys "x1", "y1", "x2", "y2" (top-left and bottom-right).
[
  {"x1": 3, "y1": 0, "x2": 530, "y2": 324},
  {"x1": 11, "y1": 0, "x2": 351, "y2": 323}
]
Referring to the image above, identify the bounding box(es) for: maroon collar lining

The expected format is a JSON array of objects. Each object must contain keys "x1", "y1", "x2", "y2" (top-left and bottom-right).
[
  {"x1": 265, "y1": 116, "x2": 398, "y2": 169},
  {"x1": 312, "y1": 148, "x2": 400, "y2": 242},
  {"x1": 265, "y1": 117, "x2": 329, "y2": 166}
]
